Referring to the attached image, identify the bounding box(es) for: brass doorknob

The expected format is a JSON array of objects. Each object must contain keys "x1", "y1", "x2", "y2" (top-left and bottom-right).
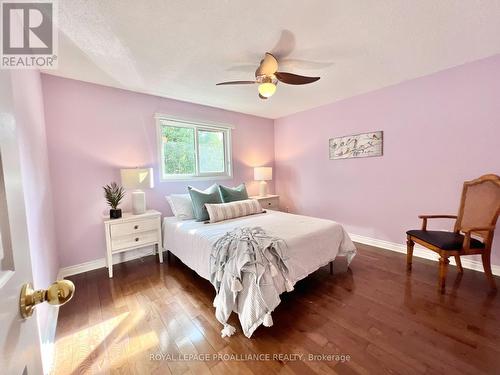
[{"x1": 19, "y1": 280, "x2": 75, "y2": 318}]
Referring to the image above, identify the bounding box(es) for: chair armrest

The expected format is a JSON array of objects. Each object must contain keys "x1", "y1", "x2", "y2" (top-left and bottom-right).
[
  {"x1": 461, "y1": 226, "x2": 495, "y2": 250},
  {"x1": 418, "y1": 215, "x2": 458, "y2": 219},
  {"x1": 418, "y1": 215, "x2": 457, "y2": 230}
]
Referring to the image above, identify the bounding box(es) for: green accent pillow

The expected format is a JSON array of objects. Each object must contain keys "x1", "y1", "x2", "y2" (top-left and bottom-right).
[
  {"x1": 188, "y1": 184, "x2": 222, "y2": 221},
  {"x1": 218, "y1": 183, "x2": 249, "y2": 203}
]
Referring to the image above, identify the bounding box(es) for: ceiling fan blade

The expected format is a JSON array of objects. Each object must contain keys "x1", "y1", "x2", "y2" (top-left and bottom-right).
[
  {"x1": 216, "y1": 80, "x2": 256, "y2": 85},
  {"x1": 270, "y1": 30, "x2": 295, "y2": 59},
  {"x1": 275, "y1": 72, "x2": 320, "y2": 85},
  {"x1": 256, "y1": 52, "x2": 278, "y2": 77},
  {"x1": 258, "y1": 94, "x2": 268, "y2": 100}
]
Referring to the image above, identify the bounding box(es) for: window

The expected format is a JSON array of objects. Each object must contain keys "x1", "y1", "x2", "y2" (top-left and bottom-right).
[{"x1": 156, "y1": 116, "x2": 232, "y2": 180}]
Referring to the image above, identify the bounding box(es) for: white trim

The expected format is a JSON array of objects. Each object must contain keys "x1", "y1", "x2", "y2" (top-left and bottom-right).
[
  {"x1": 155, "y1": 115, "x2": 233, "y2": 182},
  {"x1": 0, "y1": 270, "x2": 14, "y2": 289},
  {"x1": 58, "y1": 233, "x2": 500, "y2": 281},
  {"x1": 157, "y1": 175, "x2": 234, "y2": 182},
  {"x1": 41, "y1": 271, "x2": 64, "y2": 375},
  {"x1": 154, "y1": 113, "x2": 235, "y2": 129},
  {"x1": 40, "y1": 306, "x2": 59, "y2": 375},
  {"x1": 349, "y1": 233, "x2": 500, "y2": 276},
  {"x1": 59, "y1": 246, "x2": 162, "y2": 278}
]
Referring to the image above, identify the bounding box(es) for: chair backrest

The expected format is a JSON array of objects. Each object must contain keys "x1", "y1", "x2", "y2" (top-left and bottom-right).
[{"x1": 455, "y1": 174, "x2": 500, "y2": 240}]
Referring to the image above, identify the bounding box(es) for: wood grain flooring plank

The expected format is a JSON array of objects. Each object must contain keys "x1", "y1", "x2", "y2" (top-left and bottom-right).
[{"x1": 52, "y1": 243, "x2": 500, "y2": 374}]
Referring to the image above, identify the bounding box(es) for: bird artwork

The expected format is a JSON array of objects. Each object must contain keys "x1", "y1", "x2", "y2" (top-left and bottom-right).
[{"x1": 329, "y1": 131, "x2": 383, "y2": 160}]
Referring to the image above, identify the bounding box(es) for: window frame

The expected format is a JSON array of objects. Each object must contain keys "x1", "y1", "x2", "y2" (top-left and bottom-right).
[{"x1": 155, "y1": 114, "x2": 233, "y2": 181}]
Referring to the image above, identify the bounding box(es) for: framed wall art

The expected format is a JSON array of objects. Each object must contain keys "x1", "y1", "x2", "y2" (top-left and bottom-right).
[{"x1": 329, "y1": 131, "x2": 383, "y2": 160}]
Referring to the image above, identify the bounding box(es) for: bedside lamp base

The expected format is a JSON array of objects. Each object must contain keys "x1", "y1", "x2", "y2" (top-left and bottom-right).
[
  {"x1": 132, "y1": 190, "x2": 146, "y2": 214},
  {"x1": 259, "y1": 181, "x2": 268, "y2": 197}
]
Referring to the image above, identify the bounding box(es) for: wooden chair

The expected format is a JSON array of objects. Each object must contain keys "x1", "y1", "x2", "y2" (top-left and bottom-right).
[{"x1": 406, "y1": 174, "x2": 500, "y2": 293}]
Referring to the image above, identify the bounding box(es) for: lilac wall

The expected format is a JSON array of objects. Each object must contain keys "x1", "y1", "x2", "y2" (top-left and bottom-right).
[
  {"x1": 41, "y1": 75, "x2": 275, "y2": 268},
  {"x1": 11, "y1": 70, "x2": 59, "y2": 370},
  {"x1": 275, "y1": 55, "x2": 500, "y2": 266}
]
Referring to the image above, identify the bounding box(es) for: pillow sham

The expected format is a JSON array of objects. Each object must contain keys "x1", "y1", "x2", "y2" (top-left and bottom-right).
[
  {"x1": 218, "y1": 183, "x2": 249, "y2": 203},
  {"x1": 188, "y1": 184, "x2": 222, "y2": 221},
  {"x1": 166, "y1": 194, "x2": 194, "y2": 220},
  {"x1": 205, "y1": 198, "x2": 263, "y2": 223}
]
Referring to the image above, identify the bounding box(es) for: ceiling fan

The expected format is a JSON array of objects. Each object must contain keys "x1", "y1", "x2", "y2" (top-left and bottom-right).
[{"x1": 216, "y1": 52, "x2": 320, "y2": 99}]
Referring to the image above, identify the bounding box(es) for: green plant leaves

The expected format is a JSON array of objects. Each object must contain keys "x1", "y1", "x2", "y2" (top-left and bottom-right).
[{"x1": 103, "y1": 182, "x2": 125, "y2": 209}]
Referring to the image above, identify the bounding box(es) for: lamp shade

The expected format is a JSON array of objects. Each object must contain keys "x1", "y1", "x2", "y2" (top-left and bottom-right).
[
  {"x1": 254, "y1": 167, "x2": 272, "y2": 181},
  {"x1": 120, "y1": 168, "x2": 154, "y2": 189}
]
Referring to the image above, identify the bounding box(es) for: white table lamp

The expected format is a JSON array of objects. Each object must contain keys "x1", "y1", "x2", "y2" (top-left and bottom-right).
[
  {"x1": 120, "y1": 168, "x2": 154, "y2": 215},
  {"x1": 254, "y1": 167, "x2": 272, "y2": 197}
]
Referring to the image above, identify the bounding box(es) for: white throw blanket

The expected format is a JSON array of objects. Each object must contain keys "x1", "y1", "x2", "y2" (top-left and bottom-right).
[{"x1": 210, "y1": 227, "x2": 294, "y2": 338}]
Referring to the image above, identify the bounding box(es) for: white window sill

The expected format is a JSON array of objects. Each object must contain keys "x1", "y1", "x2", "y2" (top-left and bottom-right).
[{"x1": 160, "y1": 175, "x2": 234, "y2": 182}]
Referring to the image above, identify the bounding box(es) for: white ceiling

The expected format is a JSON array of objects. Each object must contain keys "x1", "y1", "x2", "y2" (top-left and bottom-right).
[{"x1": 44, "y1": 0, "x2": 500, "y2": 119}]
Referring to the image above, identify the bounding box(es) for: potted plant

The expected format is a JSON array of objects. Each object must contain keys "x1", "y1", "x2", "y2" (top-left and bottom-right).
[{"x1": 103, "y1": 182, "x2": 125, "y2": 219}]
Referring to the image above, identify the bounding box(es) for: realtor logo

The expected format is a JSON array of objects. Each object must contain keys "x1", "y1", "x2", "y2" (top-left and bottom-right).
[{"x1": 1, "y1": 0, "x2": 58, "y2": 69}]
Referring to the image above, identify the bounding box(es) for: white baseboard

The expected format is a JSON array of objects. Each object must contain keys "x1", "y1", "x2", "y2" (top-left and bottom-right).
[
  {"x1": 58, "y1": 234, "x2": 500, "y2": 279},
  {"x1": 349, "y1": 233, "x2": 500, "y2": 276},
  {"x1": 59, "y1": 246, "x2": 158, "y2": 278}
]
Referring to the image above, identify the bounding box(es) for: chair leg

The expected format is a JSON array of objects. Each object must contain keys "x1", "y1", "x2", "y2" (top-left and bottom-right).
[
  {"x1": 454, "y1": 255, "x2": 463, "y2": 273},
  {"x1": 482, "y1": 251, "x2": 497, "y2": 291},
  {"x1": 406, "y1": 237, "x2": 414, "y2": 272},
  {"x1": 438, "y1": 256, "x2": 449, "y2": 294}
]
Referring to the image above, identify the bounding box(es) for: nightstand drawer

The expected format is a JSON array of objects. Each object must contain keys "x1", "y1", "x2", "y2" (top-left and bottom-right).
[
  {"x1": 110, "y1": 218, "x2": 158, "y2": 237},
  {"x1": 103, "y1": 210, "x2": 163, "y2": 278},
  {"x1": 259, "y1": 198, "x2": 279, "y2": 210},
  {"x1": 111, "y1": 230, "x2": 159, "y2": 252}
]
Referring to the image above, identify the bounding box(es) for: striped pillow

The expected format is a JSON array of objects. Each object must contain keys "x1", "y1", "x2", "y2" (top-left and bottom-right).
[{"x1": 205, "y1": 199, "x2": 263, "y2": 223}]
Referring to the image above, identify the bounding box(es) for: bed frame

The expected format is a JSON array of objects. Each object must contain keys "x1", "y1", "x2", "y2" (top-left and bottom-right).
[{"x1": 166, "y1": 250, "x2": 340, "y2": 275}]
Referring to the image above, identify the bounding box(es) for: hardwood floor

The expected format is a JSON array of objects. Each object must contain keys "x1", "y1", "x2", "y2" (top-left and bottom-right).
[{"x1": 52, "y1": 244, "x2": 500, "y2": 374}]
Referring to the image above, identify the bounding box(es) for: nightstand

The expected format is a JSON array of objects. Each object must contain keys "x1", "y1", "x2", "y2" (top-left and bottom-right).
[
  {"x1": 103, "y1": 209, "x2": 162, "y2": 278},
  {"x1": 251, "y1": 195, "x2": 280, "y2": 211}
]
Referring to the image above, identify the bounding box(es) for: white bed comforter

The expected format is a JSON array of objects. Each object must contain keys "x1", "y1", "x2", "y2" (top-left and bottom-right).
[{"x1": 163, "y1": 210, "x2": 356, "y2": 333}]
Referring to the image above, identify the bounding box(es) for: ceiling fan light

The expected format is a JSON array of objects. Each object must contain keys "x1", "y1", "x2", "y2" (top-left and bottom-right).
[{"x1": 258, "y1": 82, "x2": 276, "y2": 98}]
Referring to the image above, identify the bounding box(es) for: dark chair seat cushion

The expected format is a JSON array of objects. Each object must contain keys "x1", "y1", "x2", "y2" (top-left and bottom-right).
[{"x1": 406, "y1": 230, "x2": 485, "y2": 250}]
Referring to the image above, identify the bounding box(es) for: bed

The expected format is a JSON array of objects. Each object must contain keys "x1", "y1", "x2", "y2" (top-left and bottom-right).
[
  {"x1": 162, "y1": 210, "x2": 356, "y2": 336},
  {"x1": 163, "y1": 210, "x2": 357, "y2": 282}
]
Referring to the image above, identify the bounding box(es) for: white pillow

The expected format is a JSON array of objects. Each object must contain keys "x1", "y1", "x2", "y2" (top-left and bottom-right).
[
  {"x1": 205, "y1": 199, "x2": 263, "y2": 223},
  {"x1": 166, "y1": 194, "x2": 194, "y2": 220}
]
